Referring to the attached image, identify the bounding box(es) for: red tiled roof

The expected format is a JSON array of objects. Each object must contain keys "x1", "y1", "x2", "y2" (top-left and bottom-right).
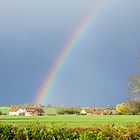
[
  {"x1": 26, "y1": 108, "x2": 44, "y2": 114},
  {"x1": 10, "y1": 108, "x2": 19, "y2": 112},
  {"x1": 26, "y1": 108, "x2": 36, "y2": 113}
]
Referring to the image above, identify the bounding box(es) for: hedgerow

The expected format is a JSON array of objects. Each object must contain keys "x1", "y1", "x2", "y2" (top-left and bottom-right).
[{"x1": 0, "y1": 123, "x2": 140, "y2": 140}]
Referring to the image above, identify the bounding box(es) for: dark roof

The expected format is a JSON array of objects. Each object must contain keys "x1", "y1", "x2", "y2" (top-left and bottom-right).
[{"x1": 26, "y1": 108, "x2": 44, "y2": 114}]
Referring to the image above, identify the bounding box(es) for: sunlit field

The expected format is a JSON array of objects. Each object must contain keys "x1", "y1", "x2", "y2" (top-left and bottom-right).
[{"x1": 0, "y1": 115, "x2": 140, "y2": 127}]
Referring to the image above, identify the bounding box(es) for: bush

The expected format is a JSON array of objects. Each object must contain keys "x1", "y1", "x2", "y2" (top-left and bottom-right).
[
  {"x1": 0, "y1": 123, "x2": 140, "y2": 139},
  {"x1": 57, "y1": 107, "x2": 80, "y2": 115},
  {"x1": 2, "y1": 113, "x2": 7, "y2": 116},
  {"x1": 57, "y1": 109, "x2": 65, "y2": 115}
]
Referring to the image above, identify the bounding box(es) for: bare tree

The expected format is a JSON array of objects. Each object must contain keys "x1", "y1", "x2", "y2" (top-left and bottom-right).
[{"x1": 127, "y1": 73, "x2": 140, "y2": 95}]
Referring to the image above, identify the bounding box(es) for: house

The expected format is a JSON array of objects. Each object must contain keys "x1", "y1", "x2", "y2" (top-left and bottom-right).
[
  {"x1": 16, "y1": 109, "x2": 26, "y2": 116},
  {"x1": 25, "y1": 108, "x2": 45, "y2": 116},
  {"x1": 9, "y1": 108, "x2": 25, "y2": 116},
  {"x1": 80, "y1": 108, "x2": 93, "y2": 115},
  {"x1": 80, "y1": 108, "x2": 107, "y2": 115},
  {"x1": 93, "y1": 109, "x2": 104, "y2": 115},
  {"x1": 9, "y1": 108, "x2": 18, "y2": 116}
]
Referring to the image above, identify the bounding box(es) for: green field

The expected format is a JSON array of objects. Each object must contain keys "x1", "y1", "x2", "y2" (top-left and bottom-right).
[
  {"x1": 0, "y1": 107, "x2": 10, "y2": 114},
  {"x1": 0, "y1": 115, "x2": 140, "y2": 127}
]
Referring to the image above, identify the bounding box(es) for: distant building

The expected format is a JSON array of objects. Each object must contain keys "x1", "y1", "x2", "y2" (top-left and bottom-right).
[
  {"x1": 9, "y1": 107, "x2": 44, "y2": 116},
  {"x1": 9, "y1": 108, "x2": 25, "y2": 116},
  {"x1": 80, "y1": 109, "x2": 93, "y2": 115},
  {"x1": 80, "y1": 108, "x2": 115, "y2": 115},
  {"x1": 25, "y1": 108, "x2": 45, "y2": 116}
]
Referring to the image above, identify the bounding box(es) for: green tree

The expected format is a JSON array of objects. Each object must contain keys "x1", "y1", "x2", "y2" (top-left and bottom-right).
[{"x1": 0, "y1": 111, "x2": 2, "y2": 115}]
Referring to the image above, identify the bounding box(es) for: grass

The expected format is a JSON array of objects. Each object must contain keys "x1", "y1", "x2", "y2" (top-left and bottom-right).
[
  {"x1": 44, "y1": 107, "x2": 57, "y2": 115},
  {"x1": 0, "y1": 115, "x2": 140, "y2": 127},
  {"x1": 0, "y1": 107, "x2": 10, "y2": 114}
]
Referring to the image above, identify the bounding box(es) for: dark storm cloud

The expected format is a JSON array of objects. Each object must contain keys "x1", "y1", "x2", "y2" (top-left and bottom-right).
[{"x1": 0, "y1": 0, "x2": 140, "y2": 106}]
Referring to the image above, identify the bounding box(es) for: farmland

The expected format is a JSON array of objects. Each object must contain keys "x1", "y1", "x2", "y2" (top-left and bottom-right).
[{"x1": 0, "y1": 115, "x2": 140, "y2": 127}]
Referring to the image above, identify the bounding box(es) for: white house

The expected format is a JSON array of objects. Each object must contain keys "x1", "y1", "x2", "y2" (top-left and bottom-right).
[
  {"x1": 9, "y1": 111, "x2": 18, "y2": 116},
  {"x1": 9, "y1": 108, "x2": 25, "y2": 116},
  {"x1": 16, "y1": 109, "x2": 26, "y2": 115},
  {"x1": 25, "y1": 112, "x2": 32, "y2": 116}
]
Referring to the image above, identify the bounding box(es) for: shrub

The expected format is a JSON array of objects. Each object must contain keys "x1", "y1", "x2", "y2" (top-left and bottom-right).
[
  {"x1": 0, "y1": 123, "x2": 140, "y2": 139},
  {"x1": 2, "y1": 113, "x2": 7, "y2": 116}
]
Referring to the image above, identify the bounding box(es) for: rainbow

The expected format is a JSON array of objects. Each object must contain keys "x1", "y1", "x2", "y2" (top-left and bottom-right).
[{"x1": 34, "y1": 1, "x2": 102, "y2": 104}]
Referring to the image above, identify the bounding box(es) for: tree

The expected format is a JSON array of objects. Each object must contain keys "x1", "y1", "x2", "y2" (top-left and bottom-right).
[
  {"x1": 115, "y1": 103, "x2": 129, "y2": 115},
  {"x1": 127, "y1": 74, "x2": 140, "y2": 95},
  {"x1": 57, "y1": 106, "x2": 80, "y2": 115},
  {"x1": 125, "y1": 98, "x2": 140, "y2": 114}
]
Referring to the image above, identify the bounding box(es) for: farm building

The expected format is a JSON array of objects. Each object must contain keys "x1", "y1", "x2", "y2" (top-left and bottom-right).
[
  {"x1": 9, "y1": 108, "x2": 25, "y2": 116},
  {"x1": 9, "y1": 107, "x2": 45, "y2": 116},
  {"x1": 25, "y1": 108, "x2": 45, "y2": 116},
  {"x1": 80, "y1": 106, "x2": 115, "y2": 115},
  {"x1": 80, "y1": 108, "x2": 93, "y2": 115}
]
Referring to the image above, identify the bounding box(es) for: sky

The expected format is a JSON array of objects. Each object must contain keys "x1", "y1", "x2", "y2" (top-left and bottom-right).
[{"x1": 0, "y1": 0, "x2": 140, "y2": 106}]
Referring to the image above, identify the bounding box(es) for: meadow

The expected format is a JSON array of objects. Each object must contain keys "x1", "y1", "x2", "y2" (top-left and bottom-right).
[
  {"x1": 0, "y1": 107, "x2": 10, "y2": 114},
  {"x1": 0, "y1": 115, "x2": 140, "y2": 127}
]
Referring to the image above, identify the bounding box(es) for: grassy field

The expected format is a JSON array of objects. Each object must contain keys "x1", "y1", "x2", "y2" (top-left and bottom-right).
[
  {"x1": 0, "y1": 115, "x2": 140, "y2": 127},
  {"x1": 44, "y1": 107, "x2": 57, "y2": 115},
  {"x1": 0, "y1": 107, "x2": 10, "y2": 114}
]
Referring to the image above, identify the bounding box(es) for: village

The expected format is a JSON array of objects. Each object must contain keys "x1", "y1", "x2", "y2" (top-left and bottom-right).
[
  {"x1": 9, "y1": 107, "x2": 45, "y2": 116},
  {"x1": 7, "y1": 105, "x2": 116, "y2": 116},
  {"x1": 1, "y1": 97, "x2": 140, "y2": 117}
]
